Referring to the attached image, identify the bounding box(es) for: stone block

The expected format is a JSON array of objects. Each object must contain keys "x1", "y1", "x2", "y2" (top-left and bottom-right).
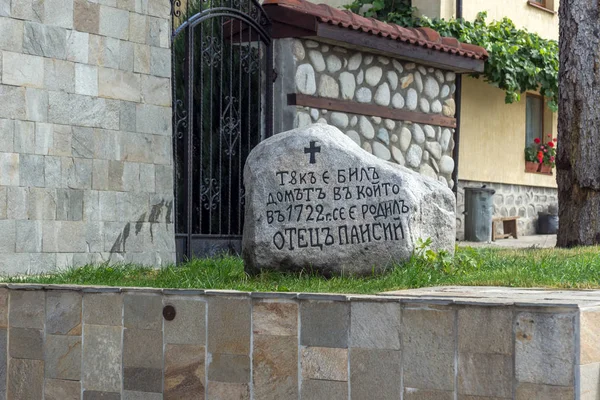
[
  {"x1": 164, "y1": 344, "x2": 205, "y2": 400},
  {"x1": 44, "y1": 155, "x2": 61, "y2": 187},
  {"x1": 75, "y1": 0, "x2": 100, "y2": 34},
  {"x1": 253, "y1": 335, "x2": 298, "y2": 399},
  {"x1": 350, "y1": 348, "x2": 401, "y2": 400},
  {"x1": 581, "y1": 362, "x2": 600, "y2": 400},
  {"x1": 120, "y1": 40, "x2": 134, "y2": 71},
  {"x1": 148, "y1": 0, "x2": 168, "y2": 17},
  {"x1": 301, "y1": 380, "x2": 347, "y2": 400},
  {"x1": 48, "y1": 91, "x2": 72, "y2": 127},
  {"x1": 123, "y1": 162, "x2": 140, "y2": 191},
  {"x1": 301, "y1": 346, "x2": 347, "y2": 381},
  {"x1": 83, "y1": 391, "x2": 121, "y2": 400},
  {"x1": 23, "y1": 22, "x2": 67, "y2": 59},
  {"x1": 150, "y1": 45, "x2": 170, "y2": 76},
  {"x1": 99, "y1": 67, "x2": 140, "y2": 102},
  {"x1": 61, "y1": 157, "x2": 93, "y2": 189},
  {"x1": 155, "y1": 165, "x2": 173, "y2": 193},
  {"x1": 46, "y1": 290, "x2": 82, "y2": 335},
  {"x1": 6, "y1": 187, "x2": 27, "y2": 219},
  {"x1": 29, "y1": 252, "x2": 58, "y2": 273},
  {"x1": 207, "y1": 382, "x2": 250, "y2": 400},
  {"x1": 0, "y1": 17, "x2": 23, "y2": 52},
  {"x1": 404, "y1": 389, "x2": 454, "y2": 400},
  {"x1": 99, "y1": 193, "x2": 118, "y2": 223},
  {"x1": 300, "y1": 300, "x2": 349, "y2": 348},
  {"x1": 0, "y1": 84, "x2": 26, "y2": 120},
  {"x1": 581, "y1": 309, "x2": 600, "y2": 364},
  {"x1": 124, "y1": 293, "x2": 162, "y2": 330},
  {"x1": 0, "y1": 0, "x2": 7, "y2": 16},
  {"x1": 45, "y1": 379, "x2": 81, "y2": 400},
  {"x1": 99, "y1": 5, "x2": 129, "y2": 40},
  {"x1": 350, "y1": 301, "x2": 401, "y2": 349},
  {"x1": 129, "y1": 13, "x2": 146, "y2": 44},
  {"x1": 252, "y1": 300, "x2": 297, "y2": 336},
  {"x1": 123, "y1": 328, "x2": 163, "y2": 392},
  {"x1": 34, "y1": 123, "x2": 52, "y2": 155},
  {"x1": 141, "y1": 74, "x2": 170, "y2": 106},
  {"x1": 0, "y1": 220, "x2": 15, "y2": 252},
  {"x1": 2, "y1": 51, "x2": 43, "y2": 88},
  {"x1": 83, "y1": 293, "x2": 122, "y2": 325},
  {"x1": 66, "y1": 30, "x2": 89, "y2": 63},
  {"x1": 94, "y1": 129, "x2": 121, "y2": 160},
  {"x1": 0, "y1": 186, "x2": 5, "y2": 219},
  {"x1": 50, "y1": 92, "x2": 120, "y2": 130},
  {"x1": 136, "y1": 103, "x2": 170, "y2": 135},
  {"x1": 44, "y1": 58, "x2": 75, "y2": 93},
  {"x1": 56, "y1": 189, "x2": 84, "y2": 221},
  {"x1": 133, "y1": 43, "x2": 150, "y2": 74},
  {"x1": 9, "y1": 327, "x2": 43, "y2": 359},
  {"x1": 515, "y1": 311, "x2": 575, "y2": 386},
  {"x1": 124, "y1": 391, "x2": 163, "y2": 400},
  {"x1": 0, "y1": 329, "x2": 6, "y2": 395},
  {"x1": 44, "y1": 0, "x2": 73, "y2": 29},
  {"x1": 0, "y1": 118, "x2": 13, "y2": 152},
  {"x1": 7, "y1": 358, "x2": 43, "y2": 400},
  {"x1": 20, "y1": 154, "x2": 45, "y2": 187},
  {"x1": 164, "y1": 297, "x2": 206, "y2": 344},
  {"x1": 72, "y1": 126, "x2": 94, "y2": 158},
  {"x1": 76, "y1": 64, "x2": 99, "y2": 97},
  {"x1": 120, "y1": 101, "x2": 137, "y2": 132},
  {"x1": 207, "y1": 296, "x2": 251, "y2": 355},
  {"x1": 49, "y1": 123, "x2": 72, "y2": 156},
  {"x1": 102, "y1": 37, "x2": 121, "y2": 69},
  {"x1": 515, "y1": 383, "x2": 574, "y2": 400},
  {"x1": 208, "y1": 353, "x2": 250, "y2": 383},
  {"x1": 139, "y1": 163, "x2": 155, "y2": 192},
  {"x1": 15, "y1": 220, "x2": 42, "y2": 252},
  {"x1": 10, "y1": 290, "x2": 44, "y2": 329},
  {"x1": 402, "y1": 306, "x2": 455, "y2": 391},
  {"x1": 26, "y1": 87, "x2": 48, "y2": 122},
  {"x1": 14, "y1": 120, "x2": 35, "y2": 153},
  {"x1": 92, "y1": 159, "x2": 109, "y2": 190},
  {"x1": 45, "y1": 334, "x2": 82, "y2": 380},
  {"x1": 458, "y1": 352, "x2": 512, "y2": 398},
  {"x1": 146, "y1": 16, "x2": 168, "y2": 48},
  {"x1": 116, "y1": 0, "x2": 135, "y2": 11},
  {"x1": 28, "y1": 187, "x2": 57, "y2": 220},
  {"x1": 82, "y1": 324, "x2": 122, "y2": 392},
  {"x1": 151, "y1": 134, "x2": 171, "y2": 164}
]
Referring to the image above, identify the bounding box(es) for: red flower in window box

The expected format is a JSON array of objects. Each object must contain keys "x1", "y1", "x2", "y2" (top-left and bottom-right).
[{"x1": 534, "y1": 138, "x2": 541, "y2": 144}]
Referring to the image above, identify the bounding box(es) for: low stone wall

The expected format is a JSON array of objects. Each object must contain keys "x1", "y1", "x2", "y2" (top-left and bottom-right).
[
  {"x1": 285, "y1": 39, "x2": 456, "y2": 189},
  {"x1": 456, "y1": 180, "x2": 559, "y2": 239},
  {"x1": 0, "y1": 284, "x2": 594, "y2": 399}
]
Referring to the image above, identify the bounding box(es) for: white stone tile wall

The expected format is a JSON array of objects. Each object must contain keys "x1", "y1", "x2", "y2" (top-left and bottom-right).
[
  {"x1": 292, "y1": 39, "x2": 457, "y2": 188},
  {"x1": 0, "y1": 0, "x2": 175, "y2": 273}
]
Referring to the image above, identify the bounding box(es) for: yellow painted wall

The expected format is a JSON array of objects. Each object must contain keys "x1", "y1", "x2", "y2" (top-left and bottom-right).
[{"x1": 459, "y1": 77, "x2": 557, "y2": 188}]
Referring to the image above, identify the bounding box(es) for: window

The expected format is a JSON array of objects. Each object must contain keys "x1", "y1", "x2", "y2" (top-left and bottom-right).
[
  {"x1": 526, "y1": 94, "x2": 543, "y2": 146},
  {"x1": 527, "y1": 0, "x2": 556, "y2": 14}
]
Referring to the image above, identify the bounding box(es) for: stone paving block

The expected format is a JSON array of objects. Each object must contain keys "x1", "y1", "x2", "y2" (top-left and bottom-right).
[
  {"x1": 207, "y1": 296, "x2": 250, "y2": 355},
  {"x1": 581, "y1": 362, "x2": 600, "y2": 400},
  {"x1": 7, "y1": 358, "x2": 43, "y2": 400},
  {"x1": 83, "y1": 391, "x2": 121, "y2": 400},
  {"x1": 124, "y1": 293, "x2": 162, "y2": 330},
  {"x1": 164, "y1": 344, "x2": 205, "y2": 400},
  {"x1": 253, "y1": 334, "x2": 298, "y2": 400},
  {"x1": 75, "y1": 0, "x2": 100, "y2": 34},
  {"x1": 402, "y1": 306, "x2": 455, "y2": 391},
  {"x1": 45, "y1": 334, "x2": 82, "y2": 380},
  {"x1": 44, "y1": 58, "x2": 75, "y2": 92},
  {"x1": 46, "y1": 290, "x2": 82, "y2": 335},
  {"x1": 124, "y1": 391, "x2": 163, "y2": 400},
  {"x1": 350, "y1": 348, "x2": 401, "y2": 400},
  {"x1": 15, "y1": 220, "x2": 42, "y2": 252},
  {"x1": 581, "y1": 309, "x2": 600, "y2": 365},
  {"x1": 515, "y1": 383, "x2": 574, "y2": 400},
  {"x1": 351, "y1": 301, "x2": 401, "y2": 349},
  {"x1": 99, "y1": 5, "x2": 129, "y2": 40},
  {"x1": 206, "y1": 382, "x2": 249, "y2": 400},
  {"x1": 20, "y1": 154, "x2": 45, "y2": 187},
  {"x1": 515, "y1": 311, "x2": 575, "y2": 386},
  {"x1": 301, "y1": 346, "x2": 348, "y2": 381},
  {"x1": 300, "y1": 300, "x2": 349, "y2": 348},
  {"x1": 458, "y1": 306, "x2": 512, "y2": 355},
  {"x1": 66, "y1": 30, "x2": 89, "y2": 64},
  {"x1": 0, "y1": 220, "x2": 15, "y2": 253},
  {"x1": 123, "y1": 328, "x2": 163, "y2": 392},
  {"x1": 23, "y1": 22, "x2": 67, "y2": 59},
  {"x1": 208, "y1": 353, "x2": 250, "y2": 383},
  {"x1": 2, "y1": 51, "x2": 44, "y2": 88},
  {"x1": 82, "y1": 324, "x2": 122, "y2": 392},
  {"x1": 26, "y1": 87, "x2": 48, "y2": 123},
  {"x1": 164, "y1": 298, "x2": 206, "y2": 344},
  {"x1": 252, "y1": 300, "x2": 297, "y2": 336},
  {"x1": 301, "y1": 379, "x2": 347, "y2": 400},
  {"x1": 458, "y1": 352, "x2": 512, "y2": 398},
  {"x1": 0, "y1": 17, "x2": 23, "y2": 52},
  {"x1": 404, "y1": 388, "x2": 454, "y2": 400},
  {"x1": 45, "y1": 379, "x2": 81, "y2": 400},
  {"x1": 9, "y1": 290, "x2": 45, "y2": 329}
]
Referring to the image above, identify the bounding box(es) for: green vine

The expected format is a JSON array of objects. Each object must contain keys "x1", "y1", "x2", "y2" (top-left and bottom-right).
[{"x1": 345, "y1": 0, "x2": 559, "y2": 111}]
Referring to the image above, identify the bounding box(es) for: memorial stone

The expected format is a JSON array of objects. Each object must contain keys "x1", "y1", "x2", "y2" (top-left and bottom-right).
[{"x1": 242, "y1": 124, "x2": 455, "y2": 275}]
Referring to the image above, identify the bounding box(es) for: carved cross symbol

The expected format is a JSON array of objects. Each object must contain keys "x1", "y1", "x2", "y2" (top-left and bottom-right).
[{"x1": 304, "y1": 140, "x2": 320, "y2": 164}]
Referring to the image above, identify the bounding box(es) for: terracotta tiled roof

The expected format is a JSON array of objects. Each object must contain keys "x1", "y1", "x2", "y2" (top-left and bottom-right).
[{"x1": 263, "y1": 0, "x2": 488, "y2": 61}]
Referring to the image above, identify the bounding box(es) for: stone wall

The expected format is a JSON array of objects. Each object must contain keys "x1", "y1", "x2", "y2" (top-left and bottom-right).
[
  {"x1": 0, "y1": 284, "x2": 594, "y2": 399},
  {"x1": 0, "y1": 0, "x2": 175, "y2": 272},
  {"x1": 289, "y1": 39, "x2": 457, "y2": 189},
  {"x1": 456, "y1": 180, "x2": 559, "y2": 240}
]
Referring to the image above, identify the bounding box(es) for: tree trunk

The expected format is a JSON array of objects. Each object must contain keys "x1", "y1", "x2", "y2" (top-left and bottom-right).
[{"x1": 556, "y1": 0, "x2": 600, "y2": 247}]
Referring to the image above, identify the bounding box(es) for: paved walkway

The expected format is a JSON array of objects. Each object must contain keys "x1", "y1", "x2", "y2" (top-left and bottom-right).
[{"x1": 458, "y1": 234, "x2": 557, "y2": 249}]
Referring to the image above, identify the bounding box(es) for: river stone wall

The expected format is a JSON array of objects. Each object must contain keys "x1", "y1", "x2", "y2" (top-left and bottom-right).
[
  {"x1": 456, "y1": 180, "x2": 559, "y2": 240},
  {"x1": 289, "y1": 39, "x2": 457, "y2": 189},
  {"x1": 0, "y1": 0, "x2": 175, "y2": 272}
]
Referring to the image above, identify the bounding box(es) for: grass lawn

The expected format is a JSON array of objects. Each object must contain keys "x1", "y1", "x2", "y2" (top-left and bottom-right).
[{"x1": 4, "y1": 246, "x2": 600, "y2": 294}]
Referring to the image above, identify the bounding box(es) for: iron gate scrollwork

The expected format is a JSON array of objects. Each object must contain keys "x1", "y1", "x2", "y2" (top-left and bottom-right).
[{"x1": 171, "y1": 0, "x2": 273, "y2": 262}]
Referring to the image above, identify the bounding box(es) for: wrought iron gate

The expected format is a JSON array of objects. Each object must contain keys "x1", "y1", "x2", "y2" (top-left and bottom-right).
[{"x1": 171, "y1": 0, "x2": 273, "y2": 262}]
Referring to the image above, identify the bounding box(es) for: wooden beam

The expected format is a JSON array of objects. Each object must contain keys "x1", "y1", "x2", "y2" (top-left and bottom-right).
[
  {"x1": 316, "y1": 23, "x2": 485, "y2": 74},
  {"x1": 288, "y1": 94, "x2": 457, "y2": 128}
]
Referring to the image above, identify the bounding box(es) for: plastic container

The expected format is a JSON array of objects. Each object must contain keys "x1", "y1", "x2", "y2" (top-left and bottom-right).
[{"x1": 464, "y1": 186, "x2": 496, "y2": 242}]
